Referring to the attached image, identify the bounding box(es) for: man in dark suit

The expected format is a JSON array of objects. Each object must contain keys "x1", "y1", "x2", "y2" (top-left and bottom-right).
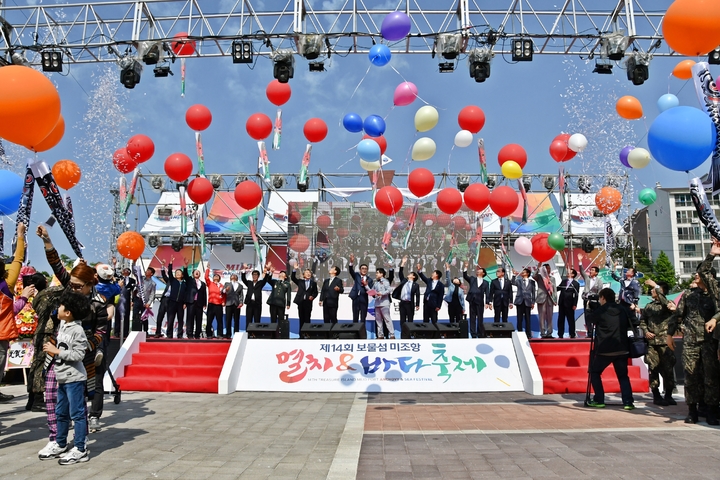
[
  {"x1": 223, "y1": 273, "x2": 244, "y2": 337},
  {"x1": 463, "y1": 264, "x2": 490, "y2": 338},
  {"x1": 319, "y1": 266, "x2": 344, "y2": 324},
  {"x1": 243, "y1": 266, "x2": 269, "y2": 325},
  {"x1": 487, "y1": 267, "x2": 513, "y2": 322},
  {"x1": 557, "y1": 268, "x2": 580, "y2": 338},
  {"x1": 116, "y1": 267, "x2": 136, "y2": 338},
  {"x1": 183, "y1": 266, "x2": 207, "y2": 339},
  {"x1": 512, "y1": 268, "x2": 536, "y2": 337},
  {"x1": 417, "y1": 264, "x2": 445, "y2": 324},
  {"x1": 392, "y1": 256, "x2": 420, "y2": 326},
  {"x1": 348, "y1": 254, "x2": 373, "y2": 323},
  {"x1": 291, "y1": 268, "x2": 318, "y2": 331}
]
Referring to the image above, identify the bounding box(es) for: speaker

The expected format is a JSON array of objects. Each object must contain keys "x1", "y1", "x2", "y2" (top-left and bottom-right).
[
  {"x1": 278, "y1": 315, "x2": 290, "y2": 339},
  {"x1": 483, "y1": 322, "x2": 515, "y2": 338},
  {"x1": 301, "y1": 322, "x2": 333, "y2": 339},
  {"x1": 436, "y1": 322, "x2": 462, "y2": 338},
  {"x1": 401, "y1": 322, "x2": 438, "y2": 339},
  {"x1": 459, "y1": 318, "x2": 469, "y2": 338},
  {"x1": 331, "y1": 322, "x2": 366, "y2": 339},
  {"x1": 247, "y1": 322, "x2": 279, "y2": 339}
]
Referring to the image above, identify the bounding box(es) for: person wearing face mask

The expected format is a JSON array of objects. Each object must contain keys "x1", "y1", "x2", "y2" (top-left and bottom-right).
[
  {"x1": 444, "y1": 263, "x2": 465, "y2": 323},
  {"x1": 183, "y1": 262, "x2": 207, "y2": 339},
  {"x1": 160, "y1": 257, "x2": 187, "y2": 339}
]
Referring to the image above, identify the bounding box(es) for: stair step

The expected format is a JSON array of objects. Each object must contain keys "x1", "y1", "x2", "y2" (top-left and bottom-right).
[
  {"x1": 531, "y1": 354, "x2": 589, "y2": 368},
  {"x1": 124, "y1": 364, "x2": 223, "y2": 378},
  {"x1": 131, "y1": 352, "x2": 227, "y2": 366},
  {"x1": 138, "y1": 341, "x2": 230, "y2": 355},
  {"x1": 117, "y1": 375, "x2": 219, "y2": 394}
]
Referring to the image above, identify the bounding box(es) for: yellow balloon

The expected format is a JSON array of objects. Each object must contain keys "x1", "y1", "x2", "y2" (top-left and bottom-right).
[
  {"x1": 414, "y1": 105, "x2": 439, "y2": 132},
  {"x1": 359, "y1": 159, "x2": 381, "y2": 171},
  {"x1": 411, "y1": 137, "x2": 436, "y2": 161},
  {"x1": 501, "y1": 160, "x2": 523, "y2": 180}
]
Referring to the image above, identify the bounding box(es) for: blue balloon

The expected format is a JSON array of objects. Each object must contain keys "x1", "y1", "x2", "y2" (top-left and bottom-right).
[
  {"x1": 342, "y1": 112, "x2": 364, "y2": 133},
  {"x1": 363, "y1": 115, "x2": 386, "y2": 137},
  {"x1": 648, "y1": 106, "x2": 717, "y2": 172},
  {"x1": 368, "y1": 44, "x2": 391, "y2": 67},
  {"x1": 657, "y1": 93, "x2": 680, "y2": 113},
  {"x1": 0, "y1": 170, "x2": 23, "y2": 215},
  {"x1": 357, "y1": 139, "x2": 381, "y2": 161}
]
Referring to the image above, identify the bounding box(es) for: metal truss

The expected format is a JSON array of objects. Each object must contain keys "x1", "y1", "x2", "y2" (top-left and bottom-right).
[{"x1": 0, "y1": 0, "x2": 676, "y2": 67}]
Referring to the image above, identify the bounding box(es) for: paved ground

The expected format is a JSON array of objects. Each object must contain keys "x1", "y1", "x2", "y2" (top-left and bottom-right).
[{"x1": 1, "y1": 383, "x2": 720, "y2": 479}]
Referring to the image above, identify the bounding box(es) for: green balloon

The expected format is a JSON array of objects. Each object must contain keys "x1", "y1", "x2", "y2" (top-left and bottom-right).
[
  {"x1": 548, "y1": 232, "x2": 566, "y2": 251},
  {"x1": 638, "y1": 188, "x2": 657, "y2": 206}
]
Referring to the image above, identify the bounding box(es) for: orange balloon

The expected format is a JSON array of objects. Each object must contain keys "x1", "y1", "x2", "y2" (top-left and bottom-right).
[
  {"x1": 0, "y1": 66, "x2": 61, "y2": 149},
  {"x1": 52, "y1": 159, "x2": 81, "y2": 190},
  {"x1": 663, "y1": 0, "x2": 720, "y2": 57},
  {"x1": 117, "y1": 231, "x2": 146, "y2": 261},
  {"x1": 595, "y1": 187, "x2": 622, "y2": 215},
  {"x1": 615, "y1": 96, "x2": 643, "y2": 120},
  {"x1": 672, "y1": 59, "x2": 696, "y2": 80},
  {"x1": 33, "y1": 115, "x2": 65, "y2": 152}
]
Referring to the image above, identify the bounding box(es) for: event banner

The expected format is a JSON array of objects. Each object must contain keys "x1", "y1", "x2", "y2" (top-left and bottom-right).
[{"x1": 236, "y1": 338, "x2": 524, "y2": 393}]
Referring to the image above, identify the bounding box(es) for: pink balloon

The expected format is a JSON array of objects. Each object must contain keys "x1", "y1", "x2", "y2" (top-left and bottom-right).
[
  {"x1": 514, "y1": 237, "x2": 533, "y2": 257},
  {"x1": 393, "y1": 81, "x2": 418, "y2": 107}
]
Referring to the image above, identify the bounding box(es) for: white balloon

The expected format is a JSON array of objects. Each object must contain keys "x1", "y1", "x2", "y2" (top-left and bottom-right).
[
  {"x1": 627, "y1": 147, "x2": 651, "y2": 169},
  {"x1": 568, "y1": 133, "x2": 588, "y2": 153},
  {"x1": 359, "y1": 159, "x2": 381, "y2": 171},
  {"x1": 411, "y1": 137, "x2": 437, "y2": 161},
  {"x1": 454, "y1": 130, "x2": 473, "y2": 148}
]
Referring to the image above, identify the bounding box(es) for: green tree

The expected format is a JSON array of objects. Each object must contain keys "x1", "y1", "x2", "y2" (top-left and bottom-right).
[{"x1": 653, "y1": 251, "x2": 677, "y2": 290}]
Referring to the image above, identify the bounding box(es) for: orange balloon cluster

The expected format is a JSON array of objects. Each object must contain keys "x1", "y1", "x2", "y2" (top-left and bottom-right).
[
  {"x1": 116, "y1": 231, "x2": 146, "y2": 261},
  {"x1": 663, "y1": 0, "x2": 720, "y2": 57},
  {"x1": 595, "y1": 187, "x2": 622, "y2": 215},
  {"x1": 52, "y1": 160, "x2": 82, "y2": 190}
]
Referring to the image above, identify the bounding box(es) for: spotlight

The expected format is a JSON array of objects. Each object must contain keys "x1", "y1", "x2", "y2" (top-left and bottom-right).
[
  {"x1": 593, "y1": 208, "x2": 604, "y2": 217},
  {"x1": 468, "y1": 48, "x2": 492, "y2": 83},
  {"x1": 120, "y1": 59, "x2": 142, "y2": 89},
  {"x1": 210, "y1": 174, "x2": 223, "y2": 190},
  {"x1": 11, "y1": 50, "x2": 29, "y2": 66},
  {"x1": 141, "y1": 42, "x2": 161, "y2": 65},
  {"x1": 521, "y1": 175, "x2": 532, "y2": 192},
  {"x1": 298, "y1": 179, "x2": 308, "y2": 192},
  {"x1": 438, "y1": 62, "x2": 454, "y2": 73},
  {"x1": 41, "y1": 50, "x2": 63, "y2": 72},
  {"x1": 456, "y1": 175, "x2": 470, "y2": 192},
  {"x1": 606, "y1": 176, "x2": 621, "y2": 188},
  {"x1": 709, "y1": 47, "x2": 720, "y2": 65},
  {"x1": 272, "y1": 175, "x2": 285, "y2": 189},
  {"x1": 232, "y1": 40, "x2": 253, "y2": 63},
  {"x1": 511, "y1": 38, "x2": 533, "y2": 62},
  {"x1": 147, "y1": 234, "x2": 160, "y2": 248},
  {"x1": 171, "y1": 235, "x2": 184, "y2": 252},
  {"x1": 577, "y1": 176, "x2": 592, "y2": 193},
  {"x1": 626, "y1": 52, "x2": 649, "y2": 86},
  {"x1": 272, "y1": 49, "x2": 295, "y2": 83},
  {"x1": 176, "y1": 179, "x2": 189, "y2": 189},
  {"x1": 543, "y1": 175, "x2": 556, "y2": 191},
  {"x1": 601, "y1": 32, "x2": 629, "y2": 61},
  {"x1": 486, "y1": 175, "x2": 496, "y2": 189},
  {"x1": 581, "y1": 237, "x2": 594, "y2": 253},
  {"x1": 308, "y1": 62, "x2": 325, "y2": 72},
  {"x1": 235, "y1": 175, "x2": 248, "y2": 186},
  {"x1": 438, "y1": 33, "x2": 462, "y2": 60},
  {"x1": 231, "y1": 234, "x2": 246, "y2": 253},
  {"x1": 157, "y1": 206, "x2": 173, "y2": 220},
  {"x1": 150, "y1": 176, "x2": 165, "y2": 193},
  {"x1": 298, "y1": 34, "x2": 325, "y2": 60},
  {"x1": 153, "y1": 65, "x2": 172, "y2": 77},
  {"x1": 592, "y1": 59, "x2": 613, "y2": 74}
]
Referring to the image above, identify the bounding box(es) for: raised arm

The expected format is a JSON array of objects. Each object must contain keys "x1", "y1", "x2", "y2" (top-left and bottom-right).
[
  {"x1": 37, "y1": 225, "x2": 71, "y2": 287},
  {"x1": 6, "y1": 222, "x2": 26, "y2": 287}
]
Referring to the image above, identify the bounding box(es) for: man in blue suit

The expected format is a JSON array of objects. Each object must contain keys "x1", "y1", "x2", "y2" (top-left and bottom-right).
[
  {"x1": 463, "y1": 264, "x2": 489, "y2": 338},
  {"x1": 417, "y1": 264, "x2": 445, "y2": 324},
  {"x1": 488, "y1": 266, "x2": 514, "y2": 323},
  {"x1": 348, "y1": 254, "x2": 373, "y2": 323}
]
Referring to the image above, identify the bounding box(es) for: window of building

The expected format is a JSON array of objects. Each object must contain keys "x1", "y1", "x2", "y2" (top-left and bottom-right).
[{"x1": 675, "y1": 194, "x2": 692, "y2": 206}]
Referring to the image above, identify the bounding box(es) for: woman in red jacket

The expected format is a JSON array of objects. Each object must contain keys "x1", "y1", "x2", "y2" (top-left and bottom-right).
[{"x1": 205, "y1": 262, "x2": 226, "y2": 339}]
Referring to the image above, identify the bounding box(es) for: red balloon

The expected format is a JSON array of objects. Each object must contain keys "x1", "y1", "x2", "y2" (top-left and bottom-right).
[
  {"x1": 401, "y1": 206, "x2": 414, "y2": 219},
  {"x1": 463, "y1": 183, "x2": 491, "y2": 212},
  {"x1": 186, "y1": 104, "x2": 212, "y2": 131},
  {"x1": 458, "y1": 105, "x2": 486, "y2": 134},
  {"x1": 437, "y1": 188, "x2": 463, "y2": 215},
  {"x1": 551, "y1": 134, "x2": 576, "y2": 162},
  {"x1": 437, "y1": 213, "x2": 452, "y2": 227},
  {"x1": 164, "y1": 153, "x2": 193, "y2": 182},
  {"x1": 451, "y1": 216, "x2": 467, "y2": 230},
  {"x1": 375, "y1": 186, "x2": 403, "y2": 216},
  {"x1": 421, "y1": 213, "x2": 436, "y2": 226},
  {"x1": 489, "y1": 186, "x2": 519, "y2": 218},
  {"x1": 288, "y1": 233, "x2": 310, "y2": 252},
  {"x1": 234, "y1": 180, "x2": 262, "y2": 210},
  {"x1": 351, "y1": 214, "x2": 362, "y2": 225},
  {"x1": 288, "y1": 210, "x2": 302, "y2": 224},
  {"x1": 531, "y1": 233, "x2": 556, "y2": 262},
  {"x1": 407, "y1": 168, "x2": 435, "y2": 198},
  {"x1": 549, "y1": 139, "x2": 569, "y2": 162},
  {"x1": 126, "y1": 134, "x2": 155, "y2": 163},
  {"x1": 246, "y1": 113, "x2": 273, "y2": 140},
  {"x1": 187, "y1": 177, "x2": 214, "y2": 204},
  {"x1": 317, "y1": 214, "x2": 332, "y2": 229},
  {"x1": 266, "y1": 80, "x2": 292, "y2": 106},
  {"x1": 497, "y1": 143, "x2": 527, "y2": 168},
  {"x1": 113, "y1": 148, "x2": 138, "y2": 174},
  {"x1": 337, "y1": 227, "x2": 349, "y2": 239},
  {"x1": 171, "y1": 32, "x2": 196, "y2": 56},
  {"x1": 303, "y1": 118, "x2": 328, "y2": 143},
  {"x1": 362, "y1": 134, "x2": 387, "y2": 155}
]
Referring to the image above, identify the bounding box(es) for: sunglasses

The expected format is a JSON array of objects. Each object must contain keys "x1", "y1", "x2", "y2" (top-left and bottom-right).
[{"x1": 68, "y1": 282, "x2": 87, "y2": 291}]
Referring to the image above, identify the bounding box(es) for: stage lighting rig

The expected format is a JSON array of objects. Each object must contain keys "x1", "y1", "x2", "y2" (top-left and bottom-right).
[
  {"x1": 147, "y1": 234, "x2": 160, "y2": 248},
  {"x1": 543, "y1": 175, "x2": 556, "y2": 191},
  {"x1": 600, "y1": 32, "x2": 629, "y2": 61},
  {"x1": 153, "y1": 65, "x2": 173, "y2": 77},
  {"x1": 231, "y1": 235, "x2": 246, "y2": 252},
  {"x1": 626, "y1": 52, "x2": 649, "y2": 86},
  {"x1": 171, "y1": 235, "x2": 184, "y2": 252},
  {"x1": 512, "y1": 39, "x2": 533, "y2": 62},
  {"x1": 486, "y1": 175, "x2": 496, "y2": 189},
  {"x1": 298, "y1": 34, "x2": 325, "y2": 60},
  {"x1": 272, "y1": 175, "x2": 285, "y2": 189},
  {"x1": 592, "y1": 58, "x2": 613, "y2": 75},
  {"x1": 210, "y1": 174, "x2": 223, "y2": 190},
  {"x1": 521, "y1": 176, "x2": 532, "y2": 192},
  {"x1": 272, "y1": 49, "x2": 295, "y2": 83},
  {"x1": 11, "y1": 50, "x2": 29, "y2": 67},
  {"x1": 456, "y1": 175, "x2": 470, "y2": 192},
  {"x1": 150, "y1": 176, "x2": 165, "y2": 192},
  {"x1": 710, "y1": 47, "x2": 720, "y2": 65},
  {"x1": 577, "y1": 176, "x2": 592, "y2": 193},
  {"x1": 232, "y1": 40, "x2": 253, "y2": 63},
  {"x1": 437, "y1": 33, "x2": 462, "y2": 60},
  {"x1": 141, "y1": 42, "x2": 161, "y2": 65},
  {"x1": 120, "y1": 58, "x2": 143, "y2": 89},
  {"x1": 438, "y1": 62, "x2": 454, "y2": 73},
  {"x1": 468, "y1": 48, "x2": 493, "y2": 83}
]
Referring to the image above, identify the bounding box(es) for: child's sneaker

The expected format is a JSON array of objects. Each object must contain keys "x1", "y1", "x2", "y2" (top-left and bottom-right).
[
  {"x1": 38, "y1": 441, "x2": 69, "y2": 460},
  {"x1": 58, "y1": 447, "x2": 89, "y2": 465},
  {"x1": 94, "y1": 350, "x2": 104, "y2": 367},
  {"x1": 88, "y1": 416, "x2": 102, "y2": 432}
]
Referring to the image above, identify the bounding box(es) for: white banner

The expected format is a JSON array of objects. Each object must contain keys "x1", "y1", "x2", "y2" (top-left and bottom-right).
[
  {"x1": 259, "y1": 190, "x2": 319, "y2": 234},
  {"x1": 236, "y1": 338, "x2": 524, "y2": 392},
  {"x1": 562, "y1": 193, "x2": 622, "y2": 235},
  {"x1": 140, "y1": 192, "x2": 197, "y2": 234}
]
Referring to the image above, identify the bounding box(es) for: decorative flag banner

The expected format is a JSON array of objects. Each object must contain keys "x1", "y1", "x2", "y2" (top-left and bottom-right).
[
  {"x1": 445, "y1": 226, "x2": 457, "y2": 264},
  {"x1": 13, "y1": 161, "x2": 34, "y2": 258},
  {"x1": 134, "y1": 264, "x2": 154, "y2": 324},
  {"x1": 692, "y1": 62, "x2": 720, "y2": 196},
  {"x1": 558, "y1": 165, "x2": 567, "y2": 211},
  {"x1": 690, "y1": 176, "x2": 720, "y2": 240},
  {"x1": 198, "y1": 208, "x2": 206, "y2": 255},
  {"x1": 0, "y1": 220, "x2": 4, "y2": 256},
  {"x1": 180, "y1": 57, "x2": 186, "y2": 97},
  {"x1": 478, "y1": 138, "x2": 488, "y2": 184},
  {"x1": 249, "y1": 216, "x2": 263, "y2": 266},
  {"x1": 403, "y1": 203, "x2": 419, "y2": 250},
  {"x1": 119, "y1": 175, "x2": 127, "y2": 216},
  {"x1": 517, "y1": 179, "x2": 528, "y2": 223},
  {"x1": 272, "y1": 109, "x2": 282, "y2": 150},
  {"x1": 499, "y1": 224, "x2": 513, "y2": 271},
  {"x1": 195, "y1": 131, "x2": 206, "y2": 176},
  {"x1": 178, "y1": 183, "x2": 188, "y2": 234},
  {"x1": 604, "y1": 217, "x2": 615, "y2": 268},
  {"x1": 120, "y1": 168, "x2": 139, "y2": 222},
  {"x1": 381, "y1": 216, "x2": 395, "y2": 263},
  {"x1": 258, "y1": 141, "x2": 270, "y2": 183},
  {"x1": 370, "y1": 170, "x2": 378, "y2": 208},
  {"x1": 299, "y1": 144, "x2": 312, "y2": 186},
  {"x1": 473, "y1": 218, "x2": 483, "y2": 266}
]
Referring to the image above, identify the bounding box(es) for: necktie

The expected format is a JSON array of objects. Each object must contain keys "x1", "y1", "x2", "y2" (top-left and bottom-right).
[{"x1": 500, "y1": 279, "x2": 503, "y2": 290}]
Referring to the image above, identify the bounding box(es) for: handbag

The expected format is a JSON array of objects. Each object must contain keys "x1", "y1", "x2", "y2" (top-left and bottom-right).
[{"x1": 628, "y1": 324, "x2": 647, "y2": 358}]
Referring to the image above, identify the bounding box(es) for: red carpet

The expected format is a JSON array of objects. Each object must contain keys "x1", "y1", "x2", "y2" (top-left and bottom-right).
[
  {"x1": 530, "y1": 339, "x2": 649, "y2": 395},
  {"x1": 117, "y1": 340, "x2": 230, "y2": 394}
]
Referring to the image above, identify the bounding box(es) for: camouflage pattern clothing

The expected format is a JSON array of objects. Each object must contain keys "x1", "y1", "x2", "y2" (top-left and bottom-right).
[{"x1": 639, "y1": 289, "x2": 676, "y2": 391}]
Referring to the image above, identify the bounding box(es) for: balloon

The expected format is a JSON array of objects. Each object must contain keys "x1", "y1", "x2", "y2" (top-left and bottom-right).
[
  {"x1": 554, "y1": 133, "x2": 577, "y2": 161},
  {"x1": 337, "y1": 228, "x2": 349, "y2": 239},
  {"x1": 531, "y1": 233, "x2": 556, "y2": 263},
  {"x1": 672, "y1": 59, "x2": 696, "y2": 80},
  {"x1": 408, "y1": 168, "x2": 435, "y2": 197},
  {"x1": 343, "y1": 113, "x2": 364, "y2": 133},
  {"x1": 549, "y1": 139, "x2": 570, "y2": 162},
  {"x1": 359, "y1": 159, "x2": 381, "y2": 171},
  {"x1": 638, "y1": 188, "x2": 657, "y2": 206},
  {"x1": 422, "y1": 214, "x2": 436, "y2": 226},
  {"x1": 303, "y1": 118, "x2": 328, "y2": 143},
  {"x1": 185, "y1": 104, "x2": 212, "y2": 131},
  {"x1": 647, "y1": 106, "x2": 716, "y2": 172},
  {"x1": 458, "y1": 105, "x2": 486, "y2": 133},
  {"x1": 52, "y1": 160, "x2": 82, "y2": 190},
  {"x1": 234, "y1": 180, "x2": 262, "y2": 210},
  {"x1": 437, "y1": 188, "x2": 463, "y2": 215},
  {"x1": 288, "y1": 210, "x2": 302, "y2": 224},
  {"x1": 411, "y1": 137, "x2": 436, "y2": 161},
  {"x1": 568, "y1": 134, "x2": 588, "y2": 153},
  {"x1": 363, "y1": 115, "x2": 386, "y2": 137},
  {"x1": 463, "y1": 183, "x2": 490, "y2": 212},
  {"x1": 288, "y1": 233, "x2": 310, "y2": 252},
  {"x1": 0, "y1": 171, "x2": 24, "y2": 215},
  {"x1": 514, "y1": 237, "x2": 532, "y2": 257},
  {"x1": 266, "y1": 79, "x2": 292, "y2": 106},
  {"x1": 362, "y1": 134, "x2": 387, "y2": 155},
  {"x1": 657, "y1": 93, "x2": 680, "y2": 113},
  {"x1": 171, "y1": 32, "x2": 196, "y2": 56},
  {"x1": 489, "y1": 186, "x2": 519, "y2": 218},
  {"x1": 501, "y1": 160, "x2": 523, "y2": 180},
  {"x1": 113, "y1": 148, "x2": 138, "y2": 174},
  {"x1": 368, "y1": 44, "x2": 391, "y2": 66},
  {"x1": 357, "y1": 139, "x2": 381, "y2": 161},
  {"x1": 117, "y1": 231, "x2": 145, "y2": 261},
  {"x1": 414, "y1": 106, "x2": 439, "y2": 132},
  {"x1": 627, "y1": 148, "x2": 651, "y2": 169},
  {"x1": 437, "y1": 213, "x2": 452, "y2": 227},
  {"x1": 616, "y1": 96, "x2": 643, "y2": 120},
  {"x1": 497, "y1": 143, "x2": 527, "y2": 168},
  {"x1": 393, "y1": 81, "x2": 418, "y2": 106},
  {"x1": 164, "y1": 153, "x2": 193, "y2": 182},
  {"x1": 547, "y1": 233, "x2": 566, "y2": 251},
  {"x1": 381, "y1": 11, "x2": 411, "y2": 41},
  {"x1": 187, "y1": 177, "x2": 214, "y2": 204},
  {"x1": 375, "y1": 186, "x2": 403, "y2": 216},
  {"x1": 595, "y1": 186, "x2": 622, "y2": 215},
  {"x1": 126, "y1": 134, "x2": 155, "y2": 163},
  {"x1": 451, "y1": 216, "x2": 467, "y2": 230},
  {"x1": 317, "y1": 215, "x2": 332, "y2": 229},
  {"x1": 454, "y1": 130, "x2": 473, "y2": 148},
  {"x1": 619, "y1": 145, "x2": 635, "y2": 168},
  {"x1": 662, "y1": 0, "x2": 720, "y2": 57},
  {"x1": 0, "y1": 66, "x2": 61, "y2": 150},
  {"x1": 33, "y1": 115, "x2": 65, "y2": 153},
  {"x1": 245, "y1": 113, "x2": 273, "y2": 140}
]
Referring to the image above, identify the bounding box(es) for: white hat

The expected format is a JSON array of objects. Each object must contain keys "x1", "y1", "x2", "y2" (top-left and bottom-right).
[{"x1": 95, "y1": 263, "x2": 114, "y2": 281}]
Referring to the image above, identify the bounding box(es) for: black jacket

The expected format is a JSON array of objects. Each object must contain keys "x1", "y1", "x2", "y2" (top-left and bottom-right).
[
  {"x1": 586, "y1": 302, "x2": 636, "y2": 355},
  {"x1": 319, "y1": 276, "x2": 344, "y2": 308},
  {"x1": 242, "y1": 271, "x2": 268, "y2": 303},
  {"x1": 463, "y1": 271, "x2": 489, "y2": 306},
  {"x1": 348, "y1": 263, "x2": 373, "y2": 301},
  {"x1": 291, "y1": 270, "x2": 318, "y2": 305},
  {"x1": 557, "y1": 278, "x2": 580, "y2": 309},
  {"x1": 392, "y1": 267, "x2": 420, "y2": 307},
  {"x1": 417, "y1": 271, "x2": 445, "y2": 309},
  {"x1": 183, "y1": 267, "x2": 207, "y2": 306},
  {"x1": 488, "y1": 277, "x2": 513, "y2": 307},
  {"x1": 161, "y1": 265, "x2": 186, "y2": 303}
]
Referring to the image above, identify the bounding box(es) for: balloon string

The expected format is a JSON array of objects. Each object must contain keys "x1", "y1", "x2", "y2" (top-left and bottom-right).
[
  {"x1": 389, "y1": 65, "x2": 430, "y2": 105},
  {"x1": 402, "y1": 131, "x2": 419, "y2": 171},
  {"x1": 339, "y1": 64, "x2": 373, "y2": 124},
  {"x1": 384, "y1": 105, "x2": 395, "y2": 121},
  {"x1": 447, "y1": 145, "x2": 455, "y2": 174},
  {"x1": 336, "y1": 154, "x2": 358, "y2": 170}
]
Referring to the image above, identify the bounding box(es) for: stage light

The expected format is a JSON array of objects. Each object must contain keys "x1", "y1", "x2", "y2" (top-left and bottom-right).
[
  {"x1": 626, "y1": 52, "x2": 649, "y2": 86},
  {"x1": 456, "y1": 175, "x2": 470, "y2": 192},
  {"x1": 512, "y1": 39, "x2": 533, "y2": 62},
  {"x1": 272, "y1": 49, "x2": 295, "y2": 83},
  {"x1": 157, "y1": 206, "x2": 173, "y2": 220},
  {"x1": 543, "y1": 175, "x2": 556, "y2": 191},
  {"x1": 41, "y1": 50, "x2": 63, "y2": 72},
  {"x1": 308, "y1": 62, "x2": 325, "y2": 72},
  {"x1": 231, "y1": 234, "x2": 245, "y2": 252},
  {"x1": 232, "y1": 40, "x2": 253, "y2": 64},
  {"x1": 486, "y1": 175, "x2": 496, "y2": 189},
  {"x1": 210, "y1": 174, "x2": 223, "y2": 190},
  {"x1": 171, "y1": 235, "x2": 184, "y2": 252},
  {"x1": 298, "y1": 34, "x2": 325, "y2": 60},
  {"x1": 468, "y1": 48, "x2": 492, "y2": 83},
  {"x1": 593, "y1": 209, "x2": 604, "y2": 217},
  {"x1": 298, "y1": 179, "x2": 308, "y2": 192},
  {"x1": 709, "y1": 47, "x2": 720, "y2": 65},
  {"x1": 153, "y1": 65, "x2": 172, "y2": 77},
  {"x1": 120, "y1": 59, "x2": 142, "y2": 89},
  {"x1": 438, "y1": 33, "x2": 462, "y2": 60},
  {"x1": 438, "y1": 62, "x2": 454, "y2": 73},
  {"x1": 147, "y1": 234, "x2": 160, "y2": 248},
  {"x1": 521, "y1": 175, "x2": 532, "y2": 192},
  {"x1": 235, "y1": 175, "x2": 248, "y2": 186},
  {"x1": 592, "y1": 59, "x2": 613, "y2": 74},
  {"x1": 142, "y1": 42, "x2": 161, "y2": 65},
  {"x1": 578, "y1": 176, "x2": 592, "y2": 193},
  {"x1": 150, "y1": 176, "x2": 165, "y2": 192},
  {"x1": 11, "y1": 50, "x2": 29, "y2": 66},
  {"x1": 606, "y1": 176, "x2": 621, "y2": 188},
  {"x1": 581, "y1": 237, "x2": 594, "y2": 253},
  {"x1": 601, "y1": 32, "x2": 629, "y2": 61},
  {"x1": 272, "y1": 175, "x2": 285, "y2": 189}
]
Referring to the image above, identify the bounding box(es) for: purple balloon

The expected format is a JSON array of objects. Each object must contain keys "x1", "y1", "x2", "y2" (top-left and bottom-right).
[
  {"x1": 381, "y1": 11, "x2": 411, "y2": 41},
  {"x1": 619, "y1": 145, "x2": 635, "y2": 168}
]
